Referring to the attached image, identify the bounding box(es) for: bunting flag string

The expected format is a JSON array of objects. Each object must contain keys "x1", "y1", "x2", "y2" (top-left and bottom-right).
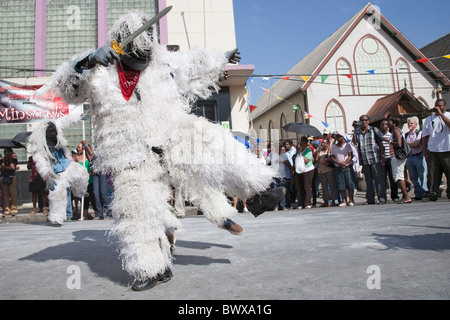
[{"x1": 246, "y1": 53, "x2": 449, "y2": 120}]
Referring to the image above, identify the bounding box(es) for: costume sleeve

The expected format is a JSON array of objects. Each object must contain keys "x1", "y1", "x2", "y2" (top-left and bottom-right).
[
  {"x1": 166, "y1": 48, "x2": 229, "y2": 103},
  {"x1": 36, "y1": 50, "x2": 97, "y2": 106}
]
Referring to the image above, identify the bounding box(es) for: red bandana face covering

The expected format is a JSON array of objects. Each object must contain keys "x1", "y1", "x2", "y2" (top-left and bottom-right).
[{"x1": 117, "y1": 62, "x2": 141, "y2": 101}]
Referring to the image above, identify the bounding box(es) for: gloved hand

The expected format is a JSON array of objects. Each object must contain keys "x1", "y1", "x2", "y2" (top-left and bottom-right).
[
  {"x1": 225, "y1": 48, "x2": 241, "y2": 64},
  {"x1": 88, "y1": 45, "x2": 120, "y2": 67}
]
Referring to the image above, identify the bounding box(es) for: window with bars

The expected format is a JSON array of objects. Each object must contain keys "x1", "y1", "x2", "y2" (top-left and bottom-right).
[
  {"x1": 337, "y1": 58, "x2": 354, "y2": 95},
  {"x1": 46, "y1": 0, "x2": 98, "y2": 72},
  {"x1": 325, "y1": 100, "x2": 345, "y2": 133},
  {"x1": 396, "y1": 59, "x2": 412, "y2": 91},
  {"x1": 0, "y1": 0, "x2": 36, "y2": 78},
  {"x1": 355, "y1": 36, "x2": 394, "y2": 95},
  {"x1": 107, "y1": 0, "x2": 157, "y2": 30},
  {"x1": 192, "y1": 100, "x2": 218, "y2": 122}
]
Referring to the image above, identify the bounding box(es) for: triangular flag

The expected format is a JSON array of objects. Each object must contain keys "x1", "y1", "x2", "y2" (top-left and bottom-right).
[
  {"x1": 262, "y1": 77, "x2": 270, "y2": 81},
  {"x1": 321, "y1": 75, "x2": 329, "y2": 84},
  {"x1": 282, "y1": 76, "x2": 290, "y2": 80},
  {"x1": 301, "y1": 76, "x2": 309, "y2": 82},
  {"x1": 305, "y1": 112, "x2": 313, "y2": 118},
  {"x1": 321, "y1": 121, "x2": 329, "y2": 127},
  {"x1": 262, "y1": 88, "x2": 269, "y2": 93},
  {"x1": 345, "y1": 74, "x2": 352, "y2": 79},
  {"x1": 276, "y1": 96, "x2": 282, "y2": 100},
  {"x1": 366, "y1": 69, "x2": 375, "y2": 74},
  {"x1": 249, "y1": 105, "x2": 258, "y2": 113},
  {"x1": 444, "y1": 55, "x2": 450, "y2": 59},
  {"x1": 293, "y1": 105, "x2": 299, "y2": 112},
  {"x1": 416, "y1": 58, "x2": 429, "y2": 63},
  {"x1": 390, "y1": 65, "x2": 400, "y2": 70}
]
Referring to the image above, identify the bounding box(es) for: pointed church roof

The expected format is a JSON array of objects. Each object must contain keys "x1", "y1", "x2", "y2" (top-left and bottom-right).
[{"x1": 252, "y1": 3, "x2": 449, "y2": 120}]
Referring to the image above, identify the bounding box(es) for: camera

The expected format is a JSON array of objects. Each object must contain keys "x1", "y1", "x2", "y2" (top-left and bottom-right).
[
  {"x1": 352, "y1": 120, "x2": 364, "y2": 128},
  {"x1": 430, "y1": 107, "x2": 438, "y2": 113}
]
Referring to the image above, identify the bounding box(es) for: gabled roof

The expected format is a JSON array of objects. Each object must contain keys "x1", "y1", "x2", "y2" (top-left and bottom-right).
[
  {"x1": 252, "y1": 3, "x2": 449, "y2": 120},
  {"x1": 367, "y1": 88, "x2": 429, "y2": 123},
  {"x1": 420, "y1": 33, "x2": 450, "y2": 80}
]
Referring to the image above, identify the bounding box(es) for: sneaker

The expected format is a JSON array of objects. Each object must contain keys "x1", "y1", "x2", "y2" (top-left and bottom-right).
[
  {"x1": 303, "y1": 205, "x2": 312, "y2": 209},
  {"x1": 243, "y1": 207, "x2": 249, "y2": 213},
  {"x1": 363, "y1": 201, "x2": 375, "y2": 205},
  {"x1": 132, "y1": 268, "x2": 173, "y2": 291},
  {"x1": 219, "y1": 219, "x2": 244, "y2": 235},
  {"x1": 348, "y1": 202, "x2": 355, "y2": 206},
  {"x1": 338, "y1": 202, "x2": 347, "y2": 207},
  {"x1": 246, "y1": 187, "x2": 287, "y2": 217}
]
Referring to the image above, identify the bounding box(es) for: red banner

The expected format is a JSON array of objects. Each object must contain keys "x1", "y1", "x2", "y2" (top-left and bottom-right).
[{"x1": 0, "y1": 80, "x2": 69, "y2": 123}]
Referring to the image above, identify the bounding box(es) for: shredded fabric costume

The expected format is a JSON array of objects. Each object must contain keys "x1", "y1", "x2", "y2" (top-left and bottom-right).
[
  {"x1": 28, "y1": 119, "x2": 89, "y2": 225},
  {"x1": 36, "y1": 11, "x2": 275, "y2": 282}
]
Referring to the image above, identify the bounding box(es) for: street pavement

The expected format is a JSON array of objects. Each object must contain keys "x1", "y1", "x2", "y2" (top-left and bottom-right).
[{"x1": 0, "y1": 197, "x2": 449, "y2": 301}]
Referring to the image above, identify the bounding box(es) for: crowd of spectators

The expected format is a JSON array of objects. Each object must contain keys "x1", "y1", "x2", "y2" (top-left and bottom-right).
[
  {"x1": 0, "y1": 99, "x2": 448, "y2": 218},
  {"x1": 262, "y1": 99, "x2": 449, "y2": 209}
]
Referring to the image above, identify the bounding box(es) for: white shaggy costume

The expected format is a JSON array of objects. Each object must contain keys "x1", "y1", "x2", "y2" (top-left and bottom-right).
[
  {"x1": 37, "y1": 11, "x2": 275, "y2": 282},
  {"x1": 28, "y1": 119, "x2": 89, "y2": 225}
]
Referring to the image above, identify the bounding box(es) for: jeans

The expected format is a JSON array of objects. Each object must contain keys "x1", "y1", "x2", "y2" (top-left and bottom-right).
[
  {"x1": 362, "y1": 162, "x2": 387, "y2": 203},
  {"x1": 406, "y1": 153, "x2": 426, "y2": 198},
  {"x1": 66, "y1": 187, "x2": 73, "y2": 219},
  {"x1": 92, "y1": 174, "x2": 113, "y2": 218},
  {"x1": 271, "y1": 177, "x2": 287, "y2": 209}
]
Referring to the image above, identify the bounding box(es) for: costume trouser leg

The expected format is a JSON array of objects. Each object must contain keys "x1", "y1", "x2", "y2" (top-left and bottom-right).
[
  {"x1": 48, "y1": 172, "x2": 71, "y2": 225},
  {"x1": 109, "y1": 164, "x2": 173, "y2": 281}
]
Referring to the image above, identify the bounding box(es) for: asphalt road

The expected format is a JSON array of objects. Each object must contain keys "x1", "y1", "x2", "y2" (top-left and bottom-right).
[{"x1": 0, "y1": 198, "x2": 449, "y2": 301}]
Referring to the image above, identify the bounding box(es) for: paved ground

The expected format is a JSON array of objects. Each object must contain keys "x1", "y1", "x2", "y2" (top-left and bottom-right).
[{"x1": 0, "y1": 197, "x2": 449, "y2": 301}]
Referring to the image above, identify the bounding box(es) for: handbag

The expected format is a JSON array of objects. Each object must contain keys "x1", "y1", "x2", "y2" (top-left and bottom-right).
[
  {"x1": 393, "y1": 130, "x2": 412, "y2": 160},
  {"x1": 295, "y1": 154, "x2": 306, "y2": 174},
  {"x1": 2, "y1": 176, "x2": 13, "y2": 184}
]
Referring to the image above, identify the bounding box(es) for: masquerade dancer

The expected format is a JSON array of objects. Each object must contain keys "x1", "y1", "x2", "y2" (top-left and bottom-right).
[{"x1": 37, "y1": 9, "x2": 284, "y2": 291}]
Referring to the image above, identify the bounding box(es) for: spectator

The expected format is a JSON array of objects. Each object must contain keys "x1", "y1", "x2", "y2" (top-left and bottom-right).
[
  {"x1": 280, "y1": 139, "x2": 296, "y2": 209},
  {"x1": 1, "y1": 148, "x2": 19, "y2": 217},
  {"x1": 75, "y1": 141, "x2": 96, "y2": 220},
  {"x1": 380, "y1": 119, "x2": 399, "y2": 202},
  {"x1": 405, "y1": 116, "x2": 427, "y2": 200},
  {"x1": 352, "y1": 115, "x2": 387, "y2": 205},
  {"x1": 314, "y1": 137, "x2": 337, "y2": 207},
  {"x1": 266, "y1": 142, "x2": 288, "y2": 211},
  {"x1": 91, "y1": 150, "x2": 113, "y2": 220},
  {"x1": 27, "y1": 156, "x2": 48, "y2": 215},
  {"x1": 422, "y1": 99, "x2": 450, "y2": 201},
  {"x1": 387, "y1": 115, "x2": 412, "y2": 204},
  {"x1": 295, "y1": 136, "x2": 315, "y2": 209},
  {"x1": 331, "y1": 132, "x2": 355, "y2": 207}
]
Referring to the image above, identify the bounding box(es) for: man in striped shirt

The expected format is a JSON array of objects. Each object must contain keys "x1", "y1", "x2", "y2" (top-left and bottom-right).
[
  {"x1": 352, "y1": 115, "x2": 387, "y2": 204},
  {"x1": 380, "y1": 119, "x2": 399, "y2": 202}
]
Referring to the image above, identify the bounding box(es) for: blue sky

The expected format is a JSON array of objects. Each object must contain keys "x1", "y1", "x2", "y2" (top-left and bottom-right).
[{"x1": 233, "y1": 0, "x2": 450, "y2": 103}]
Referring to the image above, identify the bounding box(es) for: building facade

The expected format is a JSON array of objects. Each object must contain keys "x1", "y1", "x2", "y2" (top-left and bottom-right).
[
  {"x1": 0, "y1": 0, "x2": 252, "y2": 162},
  {"x1": 251, "y1": 4, "x2": 449, "y2": 144},
  {"x1": 0, "y1": 0, "x2": 252, "y2": 204}
]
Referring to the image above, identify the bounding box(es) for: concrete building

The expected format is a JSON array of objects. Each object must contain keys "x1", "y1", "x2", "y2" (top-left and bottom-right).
[{"x1": 0, "y1": 0, "x2": 251, "y2": 204}]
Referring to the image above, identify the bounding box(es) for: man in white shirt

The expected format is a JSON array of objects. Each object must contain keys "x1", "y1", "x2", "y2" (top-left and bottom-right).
[{"x1": 422, "y1": 99, "x2": 450, "y2": 201}]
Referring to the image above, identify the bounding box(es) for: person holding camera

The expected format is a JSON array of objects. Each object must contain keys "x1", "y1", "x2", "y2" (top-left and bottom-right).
[
  {"x1": 422, "y1": 99, "x2": 450, "y2": 201},
  {"x1": 352, "y1": 115, "x2": 387, "y2": 204}
]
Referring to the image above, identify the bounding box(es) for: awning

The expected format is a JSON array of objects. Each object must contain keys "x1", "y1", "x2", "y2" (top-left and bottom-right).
[{"x1": 367, "y1": 88, "x2": 430, "y2": 124}]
